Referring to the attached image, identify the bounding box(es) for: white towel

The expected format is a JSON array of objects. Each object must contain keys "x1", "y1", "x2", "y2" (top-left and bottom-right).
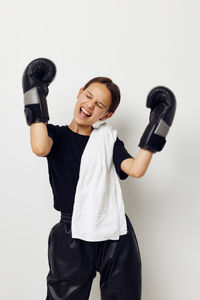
[{"x1": 71, "y1": 121, "x2": 128, "y2": 242}]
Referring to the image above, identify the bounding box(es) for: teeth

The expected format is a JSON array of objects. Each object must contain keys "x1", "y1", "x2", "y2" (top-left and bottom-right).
[{"x1": 81, "y1": 107, "x2": 91, "y2": 116}]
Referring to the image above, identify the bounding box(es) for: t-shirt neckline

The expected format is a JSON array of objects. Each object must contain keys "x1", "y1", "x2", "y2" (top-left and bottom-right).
[{"x1": 66, "y1": 125, "x2": 93, "y2": 137}]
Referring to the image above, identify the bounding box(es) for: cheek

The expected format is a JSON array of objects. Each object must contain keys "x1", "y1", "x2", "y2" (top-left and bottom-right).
[
  {"x1": 94, "y1": 110, "x2": 105, "y2": 120},
  {"x1": 75, "y1": 98, "x2": 83, "y2": 109},
  {"x1": 78, "y1": 96, "x2": 87, "y2": 106}
]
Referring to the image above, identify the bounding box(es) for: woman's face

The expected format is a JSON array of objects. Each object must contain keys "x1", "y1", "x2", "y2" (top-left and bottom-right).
[{"x1": 73, "y1": 82, "x2": 113, "y2": 126}]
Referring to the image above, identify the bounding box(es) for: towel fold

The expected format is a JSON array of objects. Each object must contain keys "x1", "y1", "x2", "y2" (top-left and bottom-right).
[{"x1": 71, "y1": 121, "x2": 128, "y2": 241}]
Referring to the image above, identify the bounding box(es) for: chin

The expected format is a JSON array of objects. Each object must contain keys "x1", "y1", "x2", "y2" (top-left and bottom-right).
[{"x1": 74, "y1": 115, "x2": 91, "y2": 126}]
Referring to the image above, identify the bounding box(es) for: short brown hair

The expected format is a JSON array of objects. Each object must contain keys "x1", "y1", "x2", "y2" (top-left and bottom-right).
[{"x1": 82, "y1": 76, "x2": 121, "y2": 113}]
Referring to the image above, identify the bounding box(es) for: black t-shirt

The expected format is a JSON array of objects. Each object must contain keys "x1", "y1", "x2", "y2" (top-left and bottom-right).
[{"x1": 43, "y1": 124, "x2": 134, "y2": 213}]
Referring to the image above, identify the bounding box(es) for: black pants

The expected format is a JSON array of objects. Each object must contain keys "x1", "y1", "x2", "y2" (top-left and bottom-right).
[{"x1": 46, "y1": 212, "x2": 142, "y2": 300}]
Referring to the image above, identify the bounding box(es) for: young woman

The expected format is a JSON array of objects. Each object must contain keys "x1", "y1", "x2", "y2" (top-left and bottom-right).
[{"x1": 23, "y1": 58, "x2": 176, "y2": 300}]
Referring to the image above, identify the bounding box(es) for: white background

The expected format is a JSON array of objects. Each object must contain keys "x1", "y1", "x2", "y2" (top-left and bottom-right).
[{"x1": 0, "y1": 0, "x2": 199, "y2": 299}]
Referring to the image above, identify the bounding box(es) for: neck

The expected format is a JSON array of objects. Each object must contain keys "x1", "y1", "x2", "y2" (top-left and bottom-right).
[{"x1": 68, "y1": 120, "x2": 93, "y2": 136}]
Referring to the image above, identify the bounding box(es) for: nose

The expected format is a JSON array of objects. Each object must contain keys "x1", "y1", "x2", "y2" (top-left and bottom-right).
[{"x1": 86, "y1": 99, "x2": 95, "y2": 110}]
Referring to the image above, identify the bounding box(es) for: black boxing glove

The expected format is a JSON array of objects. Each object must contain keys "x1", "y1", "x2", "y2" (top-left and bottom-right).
[
  {"x1": 22, "y1": 58, "x2": 56, "y2": 125},
  {"x1": 138, "y1": 86, "x2": 177, "y2": 153}
]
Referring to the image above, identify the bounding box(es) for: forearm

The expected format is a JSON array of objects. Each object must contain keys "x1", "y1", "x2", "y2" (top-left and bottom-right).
[
  {"x1": 30, "y1": 122, "x2": 50, "y2": 154},
  {"x1": 132, "y1": 148, "x2": 153, "y2": 177}
]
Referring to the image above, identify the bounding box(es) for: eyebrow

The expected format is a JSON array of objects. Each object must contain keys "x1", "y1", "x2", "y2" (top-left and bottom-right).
[{"x1": 86, "y1": 90, "x2": 106, "y2": 107}]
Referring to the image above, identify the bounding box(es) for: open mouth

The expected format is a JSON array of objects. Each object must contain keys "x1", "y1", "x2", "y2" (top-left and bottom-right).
[{"x1": 79, "y1": 107, "x2": 92, "y2": 118}]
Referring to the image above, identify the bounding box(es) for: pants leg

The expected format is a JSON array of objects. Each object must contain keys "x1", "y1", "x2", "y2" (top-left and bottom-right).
[
  {"x1": 46, "y1": 213, "x2": 96, "y2": 300},
  {"x1": 96, "y1": 214, "x2": 142, "y2": 300},
  {"x1": 46, "y1": 212, "x2": 142, "y2": 300}
]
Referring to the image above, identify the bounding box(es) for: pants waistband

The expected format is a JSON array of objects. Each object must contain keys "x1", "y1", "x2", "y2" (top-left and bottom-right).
[{"x1": 60, "y1": 212, "x2": 73, "y2": 224}]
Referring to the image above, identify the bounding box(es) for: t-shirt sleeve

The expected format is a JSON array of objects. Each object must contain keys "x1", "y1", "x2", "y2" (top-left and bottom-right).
[
  {"x1": 113, "y1": 136, "x2": 134, "y2": 180},
  {"x1": 43, "y1": 123, "x2": 59, "y2": 158}
]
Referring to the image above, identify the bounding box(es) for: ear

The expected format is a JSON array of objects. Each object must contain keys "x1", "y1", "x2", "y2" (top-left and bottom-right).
[{"x1": 77, "y1": 87, "x2": 84, "y2": 99}]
